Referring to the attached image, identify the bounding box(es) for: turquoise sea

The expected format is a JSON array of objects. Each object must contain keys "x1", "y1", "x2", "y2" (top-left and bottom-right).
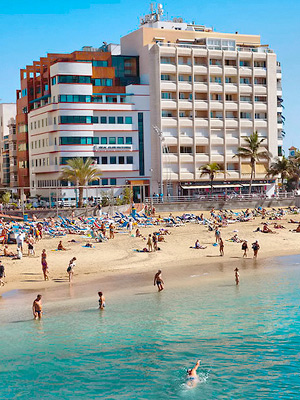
[{"x1": 1, "y1": 255, "x2": 300, "y2": 399}]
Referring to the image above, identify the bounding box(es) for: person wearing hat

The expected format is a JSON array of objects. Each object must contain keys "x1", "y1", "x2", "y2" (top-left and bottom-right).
[
  {"x1": 234, "y1": 268, "x2": 240, "y2": 285},
  {"x1": 242, "y1": 240, "x2": 248, "y2": 258}
]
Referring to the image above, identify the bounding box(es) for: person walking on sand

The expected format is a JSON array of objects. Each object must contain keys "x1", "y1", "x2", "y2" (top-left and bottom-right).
[
  {"x1": 0, "y1": 261, "x2": 5, "y2": 286},
  {"x1": 98, "y1": 291, "x2": 106, "y2": 310},
  {"x1": 219, "y1": 238, "x2": 224, "y2": 256},
  {"x1": 242, "y1": 240, "x2": 248, "y2": 258},
  {"x1": 234, "y1": 268, "x2": 240, "y2": 285},
  {"x1": 252, "y1": 240, "x2": 260, "y2": 258},
  {"x1": 32, "y1": 294, "x2": 43, "y2": 320},
  {"x1": 41, "y1": 249, "x2": 49, "y2": 281},
  {"x1": 147, "y1": 234, "x2": 153, "y2": 252},
  {"x1": 154, "y1": 270, "x2": 164, "y2": 292},
  {"x1": 109, "y1": 223, "x2": 115, "y2": 239},
  {"x1": 215, "y1": 228, "x2": 221, "y2": 243},
  {"x1": 67, "y1": 257, "x2": 76, "y2": 283}
]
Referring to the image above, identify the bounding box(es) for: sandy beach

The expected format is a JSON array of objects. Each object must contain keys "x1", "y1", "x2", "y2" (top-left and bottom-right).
[{"x1": 0, "y1": 209, "x2": 300, "y2": 301}]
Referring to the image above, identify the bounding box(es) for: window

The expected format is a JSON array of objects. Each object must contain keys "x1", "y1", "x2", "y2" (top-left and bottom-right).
[
  {"x1": 117, "y1": 137, "x2": 124, "y2": 144},
  {"x1": 92, "y1": 60, "x2": 108, "y2": 67},
  {"x1": 22, "y1": 88, "x2": 27, "y2": 97},
  {"x1": 31, "y1": 142, "x2": 33, "y2": 149},
  {"x1": 161, "y1": 57, "x2": 171, "y2": 64},
  {"x1": 101, "y1": 137, "x2": 107, "y2": 144},
  {"x1": 55, "y1": 157, "x2": 58, "y2": 165},
  {"x1": 53, "y1": 96, "x2": 56, "y2": 103},
  {"x1": 240, "y1": 78, "x2": 251, "y2": 84},
  {"x1": 54, "y1": 117, "x2": 56, "y2": 125},
  {"x1": 94, "y1": 78, "x2": 113, "y2": 86},
  {"x1": 180, "y1": 146, "x2": 192, "y2": 154},
  {"x1": 225, "y1": 77, "x2": 232, "y2": 83},
  {"x1": 161, "y1": 92, "x2": 172, "y2": 99},
  {"x1": 54, "y1": 138, "x2": 57, "y2": 145},
  {"x1": 42, "y1": 139, "x2": 45, "y2": 147},
  {"x1": 126, "y1": 137, "x2": 132, "y2": 144},
  {"x1": 161, "y1": 74, "x2": 170, "y2": 81},
  {"x1": 59, "y1": 95, "x2": 92, "y2": 103},
  {"x1": 102, "y1": 157, "x2": 108, "y2": 164},
  {"x1": 30, "y1": 122, "x2": 33, "y2": 130},
  {"x1": 240, "y1": 61, "x2": 251, "y2": 67},
  {"x1": 119, "y1": 156, "x2": 125, "y2": 164},
  {"x1": 109, "y1": 137, "x2": 116, "y2": 144},
  {"x1": 240, "y1": 112, "x2": 251, "y2": 119},
  {"x1": 42, "y1": 119, "x2": 44, "y2": 127},
  {"x1": 240, "y1": 96, "x2": 251, "y2": 102},
  {"x1": 57, "y1": 75, "x2": 91, "y2": 84},
  {"x1": 51, "y1": 77, "x2": 56, "y2": 85},
  {"x1": 102, "y1": 178, "x2": 108, "y2": 185},
  {"x1": 34, "y1": 121, "x2": 36, "y2": 129},
  {"x1": 117, "y1": 116, "x2": 124, "y2": 124},
  {"x1": 125, "y1": 116, "x2": 132, "y2": 124},
  {"x1": 210, "y1": 77, "x2": 222, "y2": 83},
  {"x1": 126, "y1": 156, "x2": 133, "y2": 164},
  {"x1": 100, "y1": 116, "x2": 107, "y2": 124},
  {"x1": 278, "y1": 146, "x2": 282, "y2": 156},
  {"x1": 110, "y1": 156, "x2": 117, "y2": 164},
  {"x1": 110, "y1": 178, "x2": 116, "y2": 185},
  {"x1": 226, "y1": 94, "x2": 233, "y2": 101},
  {"x1": 108, "y1": 116, "x2": 116, "y2": 124},
  {"x1": 59, "y1": 137, "x2": 99, "y2": 145},
  {"x1": 59, "y1": 116, "x2": 98, "y2": 124}
]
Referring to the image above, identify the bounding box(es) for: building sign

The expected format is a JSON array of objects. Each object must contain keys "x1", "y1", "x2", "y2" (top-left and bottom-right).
[{"x1": 93, "y1": 145, "x2": 132, "y2": 151}]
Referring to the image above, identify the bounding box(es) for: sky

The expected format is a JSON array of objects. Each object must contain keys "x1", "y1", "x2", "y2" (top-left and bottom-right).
[{"x1": 0, "y1": 0, "x2": 299, "y2": 151}]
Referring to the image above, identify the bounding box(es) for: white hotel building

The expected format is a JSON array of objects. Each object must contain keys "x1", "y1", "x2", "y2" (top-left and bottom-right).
[
  {"x1": 25, "y1": 7, "x2": 283, "y2": 200},
  {"x1": 121, "y1": 7, "x2": 283, "y2": 196}
]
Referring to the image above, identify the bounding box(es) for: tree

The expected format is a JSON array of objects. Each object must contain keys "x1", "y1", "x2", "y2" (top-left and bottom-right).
[
  {"x1": 199, "y1": 163, "x2": 222, "y2": 194},
  {"x1": 266, "y1": 156, "x2": 292, "y2": 191},
  {"x1": 121, "y1": 186, "x2": 133, "y2": 205},
  {"x1": 235, "y1": 131, "x2": 271, "y2": 194},
  {"x1": 288, "y1": 153, "x2": 300, "y2": 191},
  {"x1": 1, "y1": 192, "x2": 11, "y2": 205},
  {"x1": 60, "y1": 158, "x2": 101, "y2": 208}
]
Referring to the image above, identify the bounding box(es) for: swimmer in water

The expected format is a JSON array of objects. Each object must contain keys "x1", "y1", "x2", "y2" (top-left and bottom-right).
[{"x1": 186, "y1": 360, "x2": 201, "y2": 388}]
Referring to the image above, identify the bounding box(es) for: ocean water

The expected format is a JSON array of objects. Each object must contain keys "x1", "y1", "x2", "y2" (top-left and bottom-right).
[{"x1": 1, "y1": 256, "x2": 300, "y2": 399}]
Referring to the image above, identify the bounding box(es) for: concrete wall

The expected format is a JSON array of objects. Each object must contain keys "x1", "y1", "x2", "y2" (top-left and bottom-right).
[{"x1": 153, "y1": 198, "x2": 295, "y2": 212}]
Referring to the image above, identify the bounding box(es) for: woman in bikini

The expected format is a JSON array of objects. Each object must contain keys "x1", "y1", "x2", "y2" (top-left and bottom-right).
[{"x1": 41, "y1": 249, "x2": 49, "y2": 281}]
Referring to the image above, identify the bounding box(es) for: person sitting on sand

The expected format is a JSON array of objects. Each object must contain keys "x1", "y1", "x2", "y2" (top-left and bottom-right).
[
  {"x1": 135, "y1": 228, "x2": 142, "y2": 238},
  {"x1": 194, "y1": 240, "x2": 207, "y2": 249},
  {"x1": 57, "y1": 240, "x2": 67, "y2": 251},
  {"x1": 186, "y1": 360, "x2": 201, "y2": 388},
  {"x1": 98, "y1": 291, "x2": 105, "y2": 310},
  {"x1": 3, "y1": 245, "x2": 15, "y2": 257},
  {"x1": 262, "y1": 224, "x2": 276, "y2": 234}
]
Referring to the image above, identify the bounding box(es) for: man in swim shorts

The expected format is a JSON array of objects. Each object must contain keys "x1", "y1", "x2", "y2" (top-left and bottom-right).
[
  {"x1": 154, "y1": 270, "x2": 164, "y2": 292},
  {"x1": 186, "y1": 360, "x2": 201, "y2": 388},
  {"x1": 98, "y1": 291, "x2": 106, "y2": 310},
  {"x1": 32, "y1": 294, "x2": 43, "y2": 319}
]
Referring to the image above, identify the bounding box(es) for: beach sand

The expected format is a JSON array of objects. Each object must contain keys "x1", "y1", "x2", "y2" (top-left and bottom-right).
[{"x1": 0, "y1": 209, "x2": 299, "y2": 303}]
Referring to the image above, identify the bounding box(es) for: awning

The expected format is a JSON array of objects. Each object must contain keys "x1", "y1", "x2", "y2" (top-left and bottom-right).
[
  {"x1": 29, "y1": 94, "x2": 50, "y2": 104},
  {"x1": 241, "y1": 183, "x2": 268, "y2": 187},
  {"x1": 181, "y1": 184, "x2": 242, "y2": 189}
]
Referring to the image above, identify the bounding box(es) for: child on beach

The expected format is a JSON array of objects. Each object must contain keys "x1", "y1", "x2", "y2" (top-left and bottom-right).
[
  {"x1": 98, "y1": 291, "x2": 105, "y2": 310},
  {"x1": 67, "y1": 257, "x2": 76, "y2": 282}
]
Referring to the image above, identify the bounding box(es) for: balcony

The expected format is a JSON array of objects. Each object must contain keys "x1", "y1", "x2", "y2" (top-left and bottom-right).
[
  {"x1": 210, "y1": 101, "x2": 223, "y2": 111},
  {"x1": 210, "y1": 118, "x2": 224, "y2": 128},
  {"x1": 160, "y1": 64, "x2": 176, "y2": 74},
  {"x1": 226, "y1": 136, "x2": 239, "y2": 145},
  {"x1": 224, "y1": 66, "x2": 237, "y2": 75},
  {"x1": 161, "y1": 81, "x2": 177, "y2": 91},
  {"x1": 240, "y1": 119, "x2": 253, "y2": 128},
  {"x1": 178, "y1": 64, "x2": 192, "y2": 74},
  {"x1": 193, "y1": 65, "x2": 208, "y2": 74},
  {"x1": 254, "y1": 85, "x2": 267, "y2": 95},
  {"x1": 195, "y1": 118, "x2": 209, "y2": 128},
  {"x1": 225, "y1": 101, "x2": 238, "y2": 111},
  {"x1": 178, "y1": 81, "x2": 192, "y2": 91},
  {"x1": 240, "y1": 102, "x2": 252, "y2": 111},
  {"x1": 164, "y1": 136, "x2": 178, "y2": 146},
  {"x1": 195, "y1": 136, "x2": 209, "y2": 145},
  {"x1": 240, "y1": 84, "x2": 252, "y2": 94},
  {"x1": 195, "y1": 153, "x2": 209, "y2": 163},
  {"x1": 162, "y1": 153, "x2": 178, "y2": 163},
  {"x1": 211, "y1": 154, "x2": 225, "y2": 162},
  {"x1": 194, "y1": 82, "x2": 208, "y2": 92},
  {"x1": 211, "y1": 136, "x2": 224, "y2": 145},
  {"x1": 161, "y1": 100, "x2": 177, "y2": 110},
  {"x1": 209, "y1": 83, "x2": 223, "y2": 92},
  {"x1": 178, "y1": 100, "x2": 192, "y2": 110},
  {"x1": 255, "y1": 102, "x2": 267, "y2": 112},
  {"x1": 239, "y1": 67, "x2": 252, "y2": 76},
  {"x1": 254, "y1": 119, "x2": 267, "y2": 128},
  {"x1": 194, "y1": 100, "x2": 208, "y2": 110},
  {"x1": 180, "y1": 154, "x2": 194, "y2": 163},
  {"x1": 224, "y1": 83, "x2": 238, "y2": 93},
  {"x1": 162, "y1": 117, "x2": 178, "y2": 127},
  {"x1": 225, "y1": 118, "x2": 239, "y2": 128},
  {"x1": 179, "y1": 118, "x2": 193, "y2": 127},
  {"x1": 179, "y1": 135, "x2": 193, "y2": 146},
  {"x1": 254, "y1": 67, "x2": 267, "y2": 77},
  {"x1": 209, "y1": 65, "x2": 223, "y2": 74}
]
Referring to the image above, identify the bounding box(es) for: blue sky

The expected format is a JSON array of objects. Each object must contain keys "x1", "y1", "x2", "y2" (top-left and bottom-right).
[{"x1": 0, "y1": 0, "x2": 298, "y2": 150}]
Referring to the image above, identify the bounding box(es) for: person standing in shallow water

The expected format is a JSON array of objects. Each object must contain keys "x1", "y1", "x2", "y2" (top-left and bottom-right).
[
  {"x1": 234, "y1": 268, "x2": 240, "y2": 285},
  {"x1": 98, "y1": 291, "x2": 105, "y2": 310},
  {"x1": 154, "y1": 270, "x2": 164, "y2": 292},
  {"x1": 252, "y1": 240, "x2": 260, "y2": 258},
  {"x1": 32, "y1": 294, "x2": 43, "y2": 319},
  {"x1": 242, "y1": 240, "x2": 248, "y2": 258}
]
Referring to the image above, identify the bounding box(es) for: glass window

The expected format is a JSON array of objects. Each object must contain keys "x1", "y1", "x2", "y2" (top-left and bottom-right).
[
  {"x1": 101, "y1": 137, "x2": 107, "y2": 144},
  {"x1": 87, "y1": 137, "x2": 92, "y2": 145},
  {"x1": 125, "y1": 116, "x2": 132, "y2": 124},
  {"x1": 92, "y1": 60, "x2": 108, "y2": 67},
  {"x1": 125, "y1": 137, "x2": 132, "y2": 144},
  {"x1": 119, "y1": 156, "x2": 125, "y2": 164},
  {"x1": 117, "y1": 137, "x2": 124, "y2": 144},
  {"x1": 110, "y1": 156, "x2": 117, "y2": 164},
  {"x1": 108, "y1": 116, "x2": 116, "y2": 124},
  {"x1": 100, "y1": 116, "x2": 107, "y2": 124},
  {"x1": 93, "y1": 137, "x2": 99, "y2": 144},
  {"x1": 102, "y1": 178, "x2": 108, "y2": 185},
  {"x1": 117, "y1": 116, "x2": 124, "y2": 124},
  {"x1": 109, "y1": 137, "x2": 116, "y2": 144},
  {"x1": 51, "y1": 77, "x2": 56, "y2": 85},
  {"x1": 126, "y1": 156, "x2": 133, "y2": 164},
  {"x1": 110, "y1": 178, "x2": 116, "y2": 185},
  {"x1": 102, "y1": 157, "x2": 108, "y2": 164}
]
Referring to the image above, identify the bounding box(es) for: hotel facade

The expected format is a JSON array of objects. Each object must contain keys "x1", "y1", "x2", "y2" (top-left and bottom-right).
[{"x1": 15, "y1": 7, "x2": 283, "y2": 200}]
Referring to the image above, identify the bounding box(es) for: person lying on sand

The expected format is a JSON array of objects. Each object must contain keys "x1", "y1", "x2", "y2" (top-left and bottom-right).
[
  {"x1": 273, "y1": 223, "x2": 285, "y2": 229},
  {"x1": 3, "y1": 245, "x2": 15, "y2": 257},
  {"x1": 262, "y1": 224, "x2": 277, "y2": 234},
  {"x1": 291, "y1": 224, "x2": 300, "y2": 233}
]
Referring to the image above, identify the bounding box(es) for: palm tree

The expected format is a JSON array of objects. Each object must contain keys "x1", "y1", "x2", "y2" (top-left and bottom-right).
[
  {"x1": 199, "y1": 163, "x2": 222, "y2": 194},
  {"x1": 60, "y1": 158, "x2": 101, "y2": 207},
  {"x1": 266, "y1": 156, "x2": 291, "y2": 191},
  {"x1": 235, "y1": 131, "x2": 271, "y2": 194},
  {"x1": 288, "y1": 153, "x2": 300, "y2": 191}
]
